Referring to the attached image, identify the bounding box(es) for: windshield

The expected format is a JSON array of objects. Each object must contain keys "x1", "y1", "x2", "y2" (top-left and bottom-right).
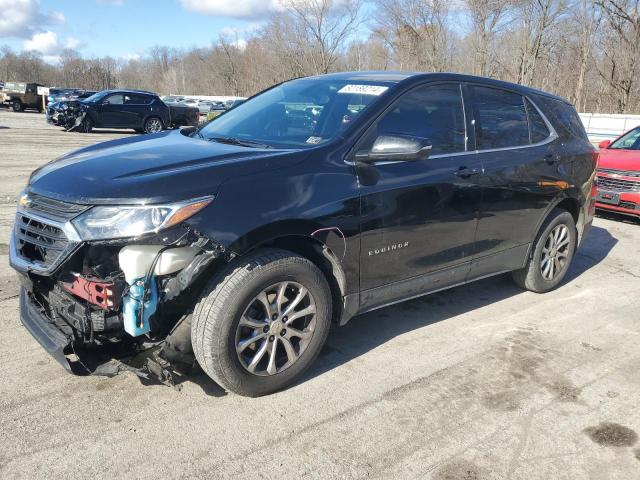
[
  {"x1": 610, "y1": 127, "x2": 640, "y2": 150},
  {"x1": 198, "y1": 78, "x2": 391, "y2": 149},
  {"x1": 81, "y1": 91, "x2": 109, "y2": 104}
]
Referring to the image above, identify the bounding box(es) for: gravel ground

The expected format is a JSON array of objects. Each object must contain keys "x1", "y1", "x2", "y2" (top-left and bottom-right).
[{"x1": 0, "y1": 110, "x2": 639, "y2": 480}]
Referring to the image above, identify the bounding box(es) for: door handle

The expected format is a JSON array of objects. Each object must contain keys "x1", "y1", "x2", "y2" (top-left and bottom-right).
[
  {"x1": 454, "y1": 167, "x2": 481, "y2": 178},
  {"x1": 544, "y1": 154, "x2": 558, "y2": 165}
]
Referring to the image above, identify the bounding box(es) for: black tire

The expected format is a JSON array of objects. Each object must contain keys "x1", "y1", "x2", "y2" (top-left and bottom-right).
[
  {"x1": 192, "y1": 248, "x2": 332, "y2": 397},
  {"x1": 12, "y1": 101, "x2": 23, "y2": 112},
  {"x1": 80, "y1": 116, "x2": 93, "y2": 133},
  {"x1": 511, "y1": 208, "x2": 577, "y2": 293},
  {"x1": 143, "y1": 116, "x2": 163, "y2": 134}
]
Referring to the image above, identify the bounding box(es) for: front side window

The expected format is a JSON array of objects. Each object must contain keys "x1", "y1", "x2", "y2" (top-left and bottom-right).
[
  {"x1": 472, "y1": 86, "x2": 529, "y2": 150},
  {"x1": 371, "y1": 83, "x2": 466, "y2": 156},
  {"x1": 198, "y1": 78, "x2": 390, "y2": 149},
  {"x1": 610, "y1": 127, "x2": 640, "y2": 150}
]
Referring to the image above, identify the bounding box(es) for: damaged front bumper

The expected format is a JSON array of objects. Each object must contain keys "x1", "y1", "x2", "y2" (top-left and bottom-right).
[{"x1": 10, "y1": 194, "x2": 226, "y2": 386}]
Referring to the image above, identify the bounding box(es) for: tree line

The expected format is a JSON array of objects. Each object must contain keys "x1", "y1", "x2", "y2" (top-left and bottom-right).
[{"x1": 0, "y1": 0, "x2": 638, "y2": 114}]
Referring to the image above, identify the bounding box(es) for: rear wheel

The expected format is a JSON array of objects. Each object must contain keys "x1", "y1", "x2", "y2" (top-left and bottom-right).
[
  {"x1": 512, "y1": 208, "x2": 577, "y2": 292},
  {"x1": 192, "y1": 249, "x2": 332, "y2": 396},
  {"x1": 144, "y1": 116, "x2": 163, "y2": 134}
]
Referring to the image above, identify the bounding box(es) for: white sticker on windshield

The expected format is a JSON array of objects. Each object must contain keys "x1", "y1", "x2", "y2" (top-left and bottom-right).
[{"x1": 338, "y1": 84, "x2": 389, "y2": 96}]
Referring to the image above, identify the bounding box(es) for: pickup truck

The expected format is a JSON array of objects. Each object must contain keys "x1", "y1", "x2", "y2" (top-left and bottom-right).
[{"x1": 1, "y1": 82, "x2": 44, "y2": 112}]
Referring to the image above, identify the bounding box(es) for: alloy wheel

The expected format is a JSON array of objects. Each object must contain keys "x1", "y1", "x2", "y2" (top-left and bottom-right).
[
  {"x1": 146, "y1": 118, "x2": 162, "y2": 133},
  {"x1": 540, "y1": 224, "x2": 570, "y2": 280},
  {"x1": 235, "y1": 281, "x2": 317, "y2": 376}
]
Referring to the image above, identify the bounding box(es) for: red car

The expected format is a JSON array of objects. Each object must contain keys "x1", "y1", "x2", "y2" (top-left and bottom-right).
[{"x1": 596, "y1": 126, "x2": 640, "y2": 218}]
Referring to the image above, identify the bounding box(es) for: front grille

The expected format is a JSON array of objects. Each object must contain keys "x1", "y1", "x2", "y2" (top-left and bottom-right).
[
  {"x1": 598, "y1": 168, "x2": 640, "y2": 178},
  {"x1": 596, "y1": 175, "x2": 640, "y2": 192},
  {"x1": 27, "y1": 193, "x2": 88, "y2": 222},
  {"x1": 13, "y1": 194, "x2": 86, "y2": 272},
  {"x1": 15, "y1": 215, "x2": 69, "y2": 268},
  {"x1": 619, "y1": 201, "x2": 637, "y2": 210}
]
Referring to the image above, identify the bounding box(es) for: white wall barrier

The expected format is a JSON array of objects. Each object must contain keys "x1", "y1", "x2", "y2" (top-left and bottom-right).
[{"x1": 579, "y1": 113, "x2": 640, "y2": 144}]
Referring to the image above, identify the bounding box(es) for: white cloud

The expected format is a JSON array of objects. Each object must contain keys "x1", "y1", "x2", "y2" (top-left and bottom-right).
[
  {"x1": 24, "y1": 31, "x2": 83, "y2": 55},
  {"x1": 64, "y1": 37, "x2": 81, "y2": 49},
  {"x1": 179, "y1": 0, "x2": 281, "y2": 18},
  {"x1": 121, "y1": 53, "x2": 141, "y2": 61},
  {"x1": 0, "y1": 0, "x2": 64, "y2": 38},
  {"x1": 24, "y1": 30, "x2": 58, "y2": 54},
  {"x1": 96, "y1": 0, "x2": 125, "y2": 5}
]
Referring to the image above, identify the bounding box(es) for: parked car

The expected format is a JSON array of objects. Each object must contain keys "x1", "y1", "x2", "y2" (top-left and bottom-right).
[
  {"x1": 197, "y1": 100, "x2": 214, "y2": 115},
  {"x1": 10, "y1": 72, "x2": 596, "y2": 396},
  {"x1": 47, "y1": 88, "x2": 96, "y2": 105},
  {"x1": 2, "y1": 81, "x2": 44, "y2": 112},
  {"x1": 46, "y1": 89, "x2": 199, "y2": 133},
  {"x1": 595, "y1": 126, "x2": 640, "y2": 218},
  {"x1": 161, "y1": 95, "x2": 185, "y2": 103},
  {"x1": 205, "y1": 101, "x2": 227, "y2": 121}
]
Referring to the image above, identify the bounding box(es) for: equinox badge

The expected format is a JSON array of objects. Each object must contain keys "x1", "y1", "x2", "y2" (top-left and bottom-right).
[{"x1": 369, "y1": 242, "x2": 409, "y2": 256}]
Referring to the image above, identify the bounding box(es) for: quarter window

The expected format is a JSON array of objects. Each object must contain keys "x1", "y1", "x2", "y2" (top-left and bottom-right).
[
  {"x1": 374, "y1": 84, "x2": 466, "y2": 156},
  {"x1": 472, "y1": 86, "x2": 529, "y2": 150},
  {"x1": 526, "y1": 98, "x2": 550, "y2": 143}
]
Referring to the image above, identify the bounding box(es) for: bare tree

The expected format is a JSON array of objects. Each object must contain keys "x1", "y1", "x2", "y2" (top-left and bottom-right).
[
  {"x1": 373, "y1": 0, "x2": 452, "y2": 72},
  {"x1": 596, "y1": 0, "x2": 640, "y2": 112},
  {"x1": 465, "y1": 0, "x2": 511, "y2": 77},
  {"x1": 277, "y1": 0, "x2": 362, "y2": 75}
]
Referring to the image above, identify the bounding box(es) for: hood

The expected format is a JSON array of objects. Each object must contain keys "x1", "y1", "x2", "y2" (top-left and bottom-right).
[
  {"x1": 28, "y1": 129, "x2": 302, "y2": 205},
  {"x1": 598, "y1": 148, "x2": 640, "y2": 172}
]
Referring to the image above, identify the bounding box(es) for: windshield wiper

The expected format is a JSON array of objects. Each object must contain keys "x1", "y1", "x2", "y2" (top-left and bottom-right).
[{"x1": 208, "y1": 136, "x2": 272, "y2": 149}]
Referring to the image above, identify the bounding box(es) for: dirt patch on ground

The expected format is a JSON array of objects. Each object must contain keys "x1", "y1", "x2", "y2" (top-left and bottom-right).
[
  {"x1": 584, "y1": 422, "x2": 638, "y2": 447},
  {"x1": 433, "y1": 459, "x2": 484, "y2": 480}
]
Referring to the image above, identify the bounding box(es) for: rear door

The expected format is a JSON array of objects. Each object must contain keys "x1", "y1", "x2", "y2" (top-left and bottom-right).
[
  {"x1": 355, "y1": 82, "x2": 483, "y2": 309},
  {"x1": 123, "y1": 94, "x2": 154, "y2": 128},
  {"x1": 468, "y1": 85, "x2": 561, "y2": 278}
]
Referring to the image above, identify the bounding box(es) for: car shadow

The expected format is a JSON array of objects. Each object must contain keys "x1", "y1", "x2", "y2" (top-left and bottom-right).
[
  {"x1": 168, "y1": 225, "x2": 616, "y2": 396},
  {"x1": 298, "y1": 224, "x2": 617, "y2": 388}
]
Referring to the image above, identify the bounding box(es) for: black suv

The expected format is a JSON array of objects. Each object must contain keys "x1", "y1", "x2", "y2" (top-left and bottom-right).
[
  {"x1": 46, "y1": 89, "x2": 199, "y2": 133},
  {"x1": 10, "y1": 72, "x2": 596, "y2": 396}
]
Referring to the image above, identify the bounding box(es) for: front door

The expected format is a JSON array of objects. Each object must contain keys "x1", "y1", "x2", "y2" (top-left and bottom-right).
[
  {"x1": 354, "y1": 82, "x2": 483, "y2": 310},
  {"x1": 99, "y1": 93, "x2": 128, "y2": 127}
]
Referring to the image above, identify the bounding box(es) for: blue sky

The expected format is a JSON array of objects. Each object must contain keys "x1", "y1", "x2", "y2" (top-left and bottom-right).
[{"x1": 0, "y1": 0, "x2": 276, "y2": 61}]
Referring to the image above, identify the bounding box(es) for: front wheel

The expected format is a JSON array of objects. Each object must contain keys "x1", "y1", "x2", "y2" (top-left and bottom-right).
[
  {"x1": 192, "y1": 249, "x2": 332, "y2": 396},
  {"x1": 512, "y1": 208, "x2": 577, "y2": 293},
  {"x1": 12, "y1": 101, "x2": 23, "y2": 112}
]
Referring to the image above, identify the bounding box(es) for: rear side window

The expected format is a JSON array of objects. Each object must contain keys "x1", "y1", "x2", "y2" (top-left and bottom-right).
[
  {"x1": 472, "y1": 86, "x2": 529, "y2": 149},
  {"x1": 125, "y1": 94, "x2": 152, "y2": 104},
  {"x1": 526, "y1": 98, "x2": 551, "y2": 143},
  {"x1": 532, "y1": 95, "x2": 587, "y2": 141},
  {"x1": 374, "y1": 83, "x2": 466, "y2": 156},
  {"x1": 104, "y1": 94, "x2": 124, "y2": 105}
]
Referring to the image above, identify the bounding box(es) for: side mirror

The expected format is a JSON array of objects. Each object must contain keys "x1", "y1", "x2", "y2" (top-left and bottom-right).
[
  {"x1": 598, "y1": 139, "x2": 611, "y2": 149},
  {"x1": 355, "y1": 135, "x2": 432, "y2": 163}
]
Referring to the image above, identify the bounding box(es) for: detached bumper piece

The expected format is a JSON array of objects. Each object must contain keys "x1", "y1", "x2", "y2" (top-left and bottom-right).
[{"x1": 19, "y1": 287, "x2": 194, "y2": 387}]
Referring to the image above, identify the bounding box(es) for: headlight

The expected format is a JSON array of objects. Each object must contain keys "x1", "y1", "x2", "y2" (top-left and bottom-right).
[{"x1": 71, "y1": 196, "x2": 213, "y2": 240}]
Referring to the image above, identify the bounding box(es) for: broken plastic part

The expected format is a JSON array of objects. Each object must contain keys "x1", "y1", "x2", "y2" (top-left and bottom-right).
[
  {"x1": 118, "y1": 245, "x2": 199, "y2": 284},
  {"x1": 122, "y1": 276, "x2": 158, "y2": 337}
]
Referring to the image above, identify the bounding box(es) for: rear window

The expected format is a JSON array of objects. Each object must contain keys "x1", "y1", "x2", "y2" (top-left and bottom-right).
[{"x1": 472, "y1": 86, "x2": 530, "y2": 150}]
